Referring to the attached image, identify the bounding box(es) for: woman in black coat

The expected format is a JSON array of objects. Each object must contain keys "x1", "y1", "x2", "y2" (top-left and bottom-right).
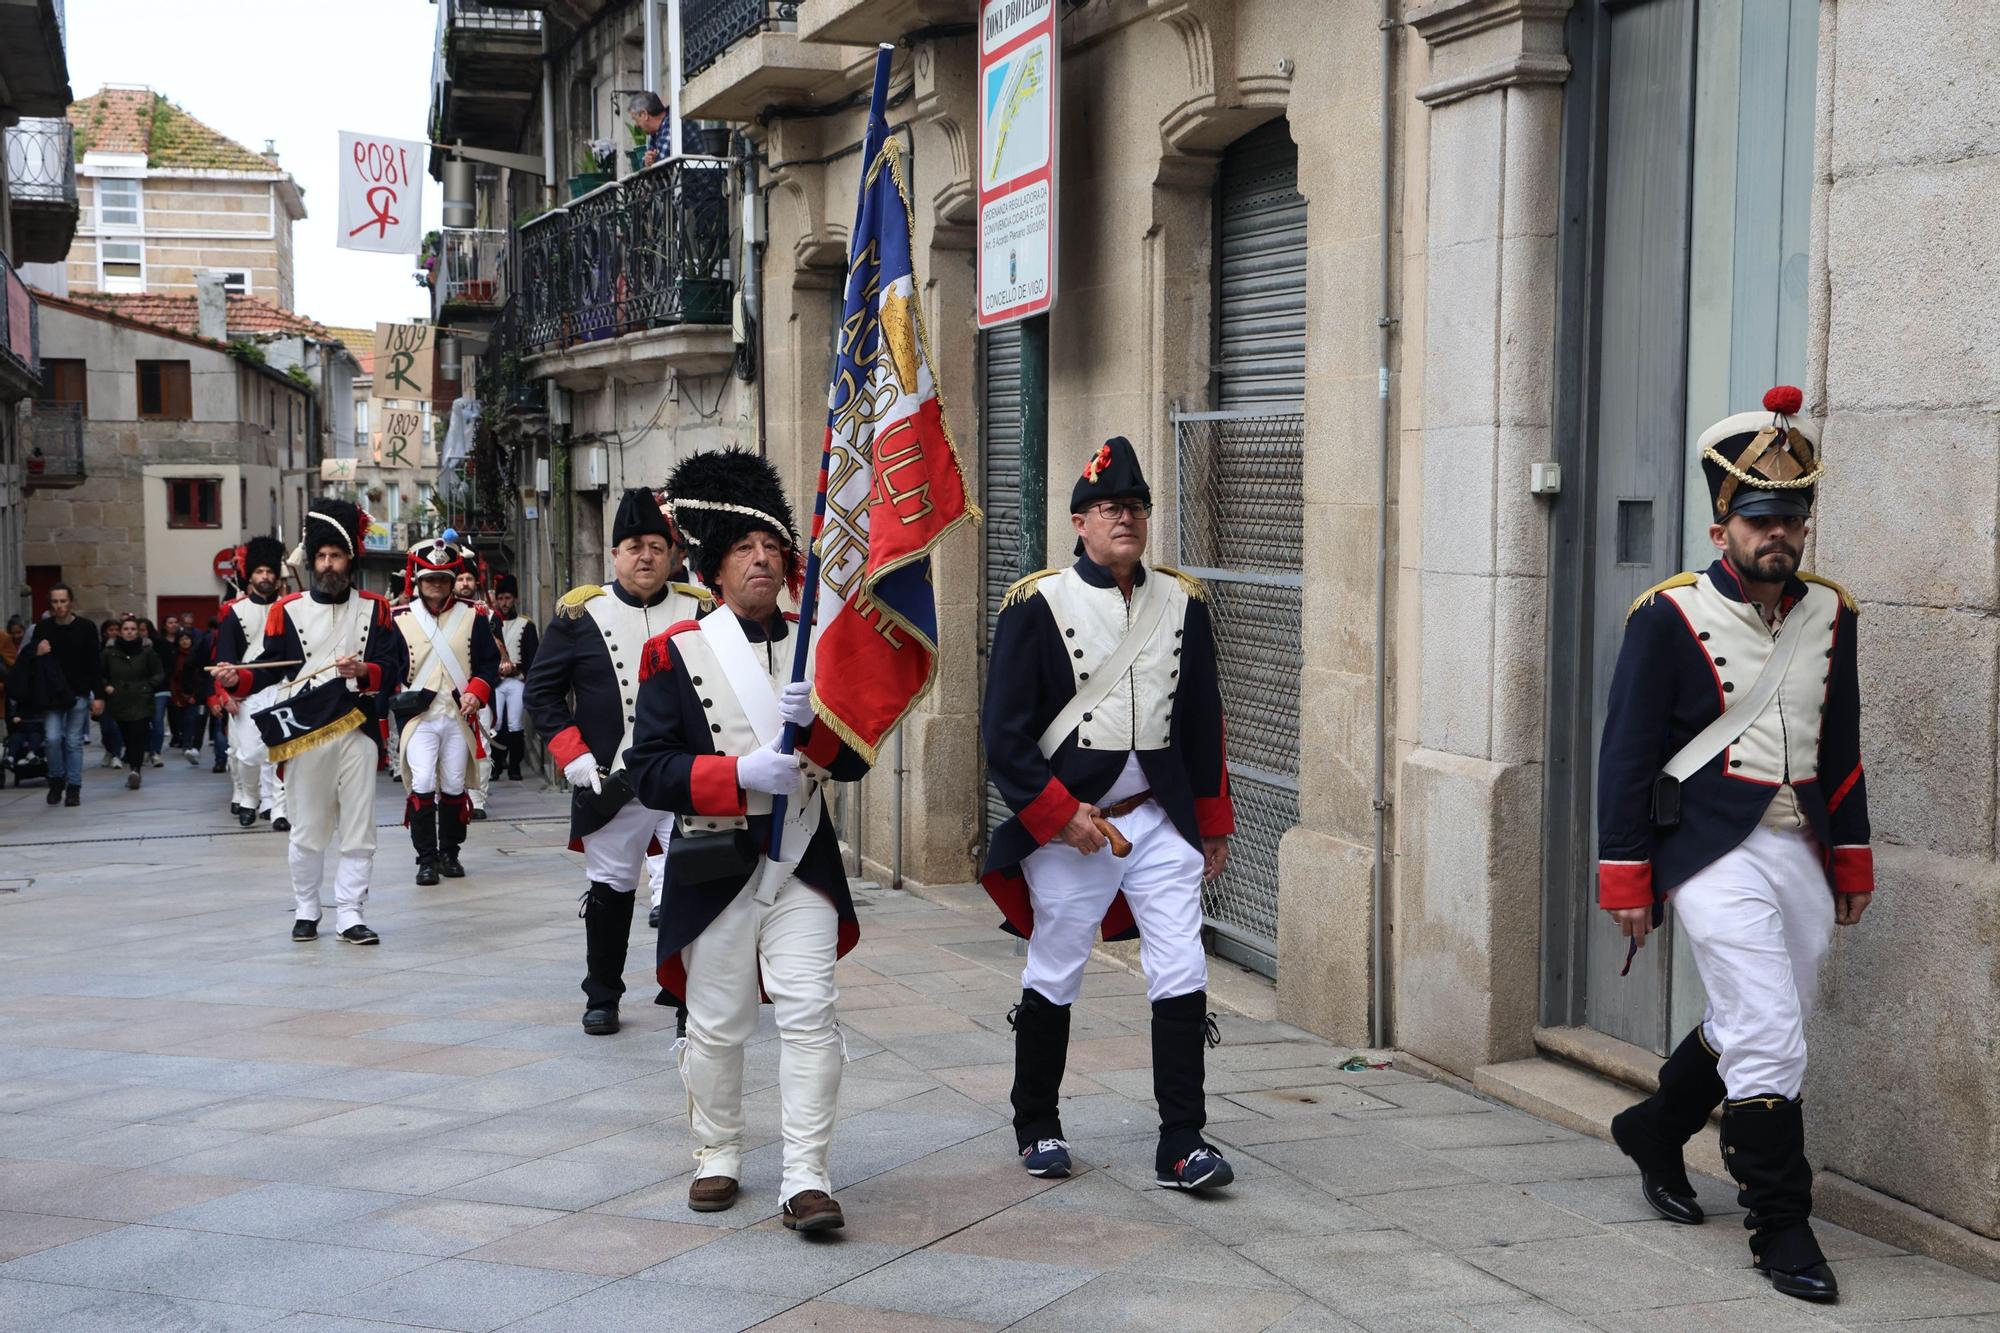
[{"x1": 101, "y1": 617, "x2": 165, "y2": 790}]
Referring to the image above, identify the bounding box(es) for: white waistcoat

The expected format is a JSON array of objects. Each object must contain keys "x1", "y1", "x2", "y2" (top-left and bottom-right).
[
  {"x1": 1035, "y1": 566, "x2": 1191, "y2": 753},
  {"x1": 280, "y1": 594, "x2": 374, "y2": 701},
  {"x1": 396, "y1": 601, "x2": 479, "y2": 721},
  {"x1": 230, "y1": 595, "x2": 273, "y2": 659},
  {"x1": 500, "y1": 615, "x2": 533, "y2": 663},
  {"x1": 1658, "y1": 575, "x2": 1840, "y2": 787},
  {"x1": 668, "y1": 620, "x2": 831, "y2": 837},
  {"x1": 583, "y1": 586, "x2": 705, "y2": 775}
]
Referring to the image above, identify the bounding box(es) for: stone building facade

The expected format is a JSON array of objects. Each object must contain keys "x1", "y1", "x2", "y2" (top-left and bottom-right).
[
  {"x1": 25, "y1": 295, "x2": 313, "y2": 624},
  {"x1": 430, "y1": 0, "x2": 1999, "y2": 1260}
]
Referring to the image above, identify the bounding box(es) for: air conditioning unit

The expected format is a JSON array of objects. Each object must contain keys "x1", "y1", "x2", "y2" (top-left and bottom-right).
[{"x1": 576, "y1": 443, "x2": 610, "y2": 491}]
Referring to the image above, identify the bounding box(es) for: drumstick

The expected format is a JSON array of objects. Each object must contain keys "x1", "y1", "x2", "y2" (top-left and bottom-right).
[
  {"x1": 1091, "y1": 816, "x2": 1133, "y2": 859},
  {"x1": 206, "y1": 660, "x2": 304, "y2": 673}
]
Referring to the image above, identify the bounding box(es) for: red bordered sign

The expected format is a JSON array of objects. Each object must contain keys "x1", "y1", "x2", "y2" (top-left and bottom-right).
[{"x1": 975, "y1": 0, "x2": 1059, "y2": 328}]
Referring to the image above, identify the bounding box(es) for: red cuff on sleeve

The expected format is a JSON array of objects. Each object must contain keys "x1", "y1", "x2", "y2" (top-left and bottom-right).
[
  {"x1": 1829, "y1": 846, "x2": 1875, "y2": 896},
  {"x1": 226, "y1": 668, "x2": 256, "y2": 699},
  {"x1": 800, "y1": 722, "x2": 843, "y2": 771},
  {"x1": 1598, "y1": 861, "x2": 1655, "y2": 910},
  {"x1": 1020, "y1": 777, "x2": 1080, "y2": 847},
  {"x1": 463, "y1": 677, "x2": 493, "y2": 708},
  {"x1": 547, "y1": 725, "x2": 590, "y2": 769},
  {"x1": 690, "y1": 755, "x2": 748, "y2": 816},
  {"x1": 362, "y1": 663, "x2": 383, "y2": 694},
  {"x1": 1195, "y1": 795, "x2": 1236, "y2": 839}
]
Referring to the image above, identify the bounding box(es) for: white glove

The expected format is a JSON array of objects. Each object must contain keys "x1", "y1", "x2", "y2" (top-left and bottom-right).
[
  {"x1": 736, "y1": 738, "x2": 804, "y2": 799},
  {"x1": 778, "y1": 680, "x2": 815, "y2": 728},
  {"x1": 563, "y1": 752, "x2": 602, "y2": 794}
]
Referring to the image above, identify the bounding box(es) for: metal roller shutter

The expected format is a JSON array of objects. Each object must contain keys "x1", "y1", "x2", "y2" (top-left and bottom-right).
[
  {"x1": 981, "y1": 322, "x2": 1024, "y2": 843},
  {"x1": 1178, "y1": 118, "x2": 1306, "y2": 976}
]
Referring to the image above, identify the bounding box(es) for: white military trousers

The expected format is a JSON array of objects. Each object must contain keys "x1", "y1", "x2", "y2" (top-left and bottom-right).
[
  {"x1": 492, "y1": 676, "x2": 526, "y2": 731},
  {"x1": 1671, "y1": 825, "x2": 1835, "y2": 1100},
  {"x1": 284, "y1": 728, "x2": 378, "y2": 931},
  {"x1": 404, "y1": 713, "x2": 470, "y2": 796},
  {"x1": 229, "y1": 686, "x2": 285, "y2": 816},
  {"x1": 1020, "y1": 795, "x2": 1207, "y2": 1006},
  {"x1": 579, "y1": 798, "x2": 677, "y2": 895},
  {"x1": 469, "y1": 707, "x2": 493, "y2": 810},
  {"x1": 679, "y1": 874, "x2": 842, "y2": 1198}
]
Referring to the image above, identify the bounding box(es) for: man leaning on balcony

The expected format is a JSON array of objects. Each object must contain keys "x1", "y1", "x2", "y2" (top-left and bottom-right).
[{"x1": 630, "y1": 93, "x2": 670, "y2": 168}]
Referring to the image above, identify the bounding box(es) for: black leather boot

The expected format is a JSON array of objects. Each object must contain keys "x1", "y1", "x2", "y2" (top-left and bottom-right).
[
  {"x1": 409, "y1": 793, "x2": 440, "y2": 886},
  {"x1": 504, "y1": 730, "x2": 524, "y2": 780},
  {"x1": 1610, "y1": 1026, "x2": 1725, "y2": 1224},
  {"x1": 1722, "y1": 1095, "x2": 1838, "y2": 1303},
  {"x1": 438, "y1": 792, "x2": 468, "y2": 878},
  {"x1": 1007, "y1": 987, "x2": 1071, "y2": 1152},
  {"x1": 1152, "y1": 991, "x2": 1227, "y2": 1185},
  {"x1": 580, "y1": 882, "x2": 632, "y2": 1034}
]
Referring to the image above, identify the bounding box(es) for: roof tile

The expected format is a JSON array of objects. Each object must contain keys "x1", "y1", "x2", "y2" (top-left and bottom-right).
[
  {"x1": 68, "y1": 87, "x2": 279, "y2": 173},
  {"x1": 68, "y1": 291, "x2": 332, "y2": 341}
]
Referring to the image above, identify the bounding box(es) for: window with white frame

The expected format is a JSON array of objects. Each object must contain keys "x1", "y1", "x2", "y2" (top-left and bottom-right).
[
  {"x1": 202, "y1": 269, "x2": 251, "y2": 296},
  {"x1": 99, "y1": 239, "x2": 144, "y2": 292},
  {"x1": 96, "y1": 176, "x2": 142, "y2": 231}
]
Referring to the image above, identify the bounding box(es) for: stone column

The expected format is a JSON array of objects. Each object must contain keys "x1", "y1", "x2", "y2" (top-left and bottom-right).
[{"x1": 1392, "y1": 0, "x2": 1568, "y2": 1075}]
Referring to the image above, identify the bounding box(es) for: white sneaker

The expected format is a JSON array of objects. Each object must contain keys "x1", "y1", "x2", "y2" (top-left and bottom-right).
[
  {"x1": 105, "y1": 755, "x2": 122, "y2": 770},
  {"x1": 148, "y1": 753, "x2": 163, "y2": 768},
  {"x1": 184, "y1": 748, "x2": 200, "y2": 765}
]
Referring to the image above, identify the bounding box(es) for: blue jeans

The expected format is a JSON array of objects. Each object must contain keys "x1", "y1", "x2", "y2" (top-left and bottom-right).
[
  {"x1": 211, "y1": 707, "x2": 228, "y2": 763},
  {"x1": 44, "y1": 698, "x2": 89, "y2": 788},
  {"x1": 151, "y1": 691, "x2": 170, "y2": 755}
]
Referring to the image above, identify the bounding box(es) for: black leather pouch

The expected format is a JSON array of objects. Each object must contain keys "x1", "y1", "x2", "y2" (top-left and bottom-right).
[
  {"x1": 668, "y1": 826, "x2": 759, "y2": 891},
  {"x1": 389, "y1": 689, "x2": 436, "y2": 724},
  {"x1": 1650, "y1": 774, "x2": 1682, "y2": 828}
]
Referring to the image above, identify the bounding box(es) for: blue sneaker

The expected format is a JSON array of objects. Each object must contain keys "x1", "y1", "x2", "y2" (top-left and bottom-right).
[
  {"x1": 1021, "y1": 1138, "x2": 1072, "y2": 1178},
  {"x1": 1156, "y1": 1146, "x2": 1234, "y2": 1191}
]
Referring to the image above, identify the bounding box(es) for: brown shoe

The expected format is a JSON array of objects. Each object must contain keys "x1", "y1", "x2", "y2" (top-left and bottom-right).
[
  {"x1": 125, "y1": 771, "x2": 141, "y2": 790},
  {"x1": 686, "y1": 1175, "x2": 739, "y2": 1212},
  {"x1": 782, "y1": 1189, "x2": 845, "y2": 1232}
]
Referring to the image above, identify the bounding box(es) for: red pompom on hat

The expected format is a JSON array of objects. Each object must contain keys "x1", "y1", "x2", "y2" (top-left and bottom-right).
[{"x1": 1763, "y1": 385, "x2": 1804, "y2": 416}]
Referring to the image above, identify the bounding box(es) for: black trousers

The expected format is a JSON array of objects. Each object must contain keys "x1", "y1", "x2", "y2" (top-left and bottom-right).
[{"x1": 116, "y1": 718, "x2": 148, "y2": 769}]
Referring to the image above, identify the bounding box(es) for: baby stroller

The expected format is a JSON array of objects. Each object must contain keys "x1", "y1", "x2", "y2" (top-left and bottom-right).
[{"x1": 3, "y1": 712, "x2": 50, "y2": 788}]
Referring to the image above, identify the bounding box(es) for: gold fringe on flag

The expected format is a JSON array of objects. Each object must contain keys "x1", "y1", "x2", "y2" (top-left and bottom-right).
[{"x1": 265, "y1": 707, "x2": 368, "y2": 763}]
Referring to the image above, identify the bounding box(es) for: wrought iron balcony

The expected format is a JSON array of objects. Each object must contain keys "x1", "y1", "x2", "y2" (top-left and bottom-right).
[
  {"x1": 436, "y1": 227, "x2": 508, "y2": 317},
  {"x1": 3, "y1": 117, "x2": 77, "y2": 264},
  {"x1": 449, "y1": 0, "x2": 542, "y2": 35},
  {"x1": 683, "y1": 0, "x2": 798, "y2": 80},
  {"x1": 513, "y1": 157, "x2": 733, "y2": 354},
  {"x1": 24, "y1": 402, "x2": 84, "y2": 489}
]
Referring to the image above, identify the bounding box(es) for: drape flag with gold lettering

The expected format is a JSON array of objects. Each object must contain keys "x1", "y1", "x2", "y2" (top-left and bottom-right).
[{"x1": 791, "y1": 46, "x2": 980, "y2": 766}]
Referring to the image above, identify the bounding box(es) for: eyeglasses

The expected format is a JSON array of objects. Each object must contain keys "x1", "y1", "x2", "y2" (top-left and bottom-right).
[{"x1": 1085, "y1": 501, "x2": 1152, "y2": 521}]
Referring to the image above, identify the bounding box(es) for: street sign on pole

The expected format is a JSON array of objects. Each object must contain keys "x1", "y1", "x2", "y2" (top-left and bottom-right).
[{"x1": 976, "y1": 0, "x2": 1058, "y2": 329}]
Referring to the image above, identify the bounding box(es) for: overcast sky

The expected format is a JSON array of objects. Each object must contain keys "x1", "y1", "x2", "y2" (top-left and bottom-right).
[{"x1": 66, "y1": 0, "x2": 444, "y2": 329}]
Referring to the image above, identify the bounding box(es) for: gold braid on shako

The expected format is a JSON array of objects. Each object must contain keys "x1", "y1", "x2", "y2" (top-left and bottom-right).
[{"x1": 1703, "y1": 385, "x2": 1824, "y2": 518}]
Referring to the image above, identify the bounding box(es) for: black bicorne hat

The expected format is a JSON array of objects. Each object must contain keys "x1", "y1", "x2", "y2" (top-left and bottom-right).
[
  {"x1": 664, "y1": 449, "x2": 802, "y2": 589},
  {"x1": 611, "y1": 487, "x2": 677, "y2": 548},
  {"x1": 1069, "y1": 436, "x2": 1151, "y2": 514},
  {"x1": 1698, "y1": 386, "x2": 1822, "y2": 522},
  {"x1": 304, "y1": 499, "x2": 367, "y2": 559}
]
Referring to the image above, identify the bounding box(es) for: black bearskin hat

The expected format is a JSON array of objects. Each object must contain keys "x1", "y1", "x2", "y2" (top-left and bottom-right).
[
  {"x1": 304, "y1": 498, "x2": 368, "y2": 559},
  {"x1": 241, "y1": 535, "x2": 286, "y2": 580},
  {"x1": 664, "y1": 449, "x2": 802, "y2": 589},
  {"x1": 494, "y1": 573, "x2": 518, "y2": 597}
]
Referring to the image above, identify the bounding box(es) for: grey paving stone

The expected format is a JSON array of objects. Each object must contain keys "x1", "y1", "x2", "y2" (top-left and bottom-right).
[
  {"x1": 20, "y1": 1121, "x2": 249, "y2": 1168},
  {"x1": 1373, "y1": 1110, "x2": 1575, "y2": 1151},
  {"x1": 435, "y1": 1155, "x2": 672, "y2": 1210},
  {"x1": 32, "y1": 1083, "x2": 240, "y2": 1123},
  {"x1": 1812, "y1": 1256, "x2": 2000, "y2": 1322},
  {"x1": 1354, "y1": 1181, "x2": 1605, "y2": 1251},
  {"x1": 153, "y1": 1130, "x2": 371, "y2": 1184},
  {"x1": 825, "y1": 1250, "x2": 1095, "y2": 1324},
  {"x1": 1437, "y1": 1136, "x2": 1636, "y2": 1185},
  {"x1": 0, "y1": 1112, "x2": 110, "y2": 1153},
  {"x1": 151, "y1": 1094, "x2": 360, "y2": 1132},
  {"x1": 149, "y1": 1182, "x2": 410, "y2": 1239},
  {"x1": 501, "y1": 1275, "x2": 800, "y2": 1332},
  {"x1": 0, "y1": 1277, "x2": 286, "y2": 1330},
  {"x1": 0, "y1": 1224, "x2": 432, "y2": 1307},
  {"x1": 1223, "y1": 1086, "x2": 1399, "y2": 1118},
  {"x1": 318, "y1": 1197, "x2": 567, "y2": 1258},
  {"x1": 1012, "y1": 1271, "x2": 1306, "y2": 1331},
  {"x1": 1237, "y1": 1230, "x2": 1528, "y2": 1321},
  {"x1": 1246, "y1": 1130, "x2": 1484, "y2": 1198},
  {"x1": 1588, "y1": 1295, "x2": 1856, "y2": 1332},
  {"x1": 635, "y1": 1227, "x2": 909, "y2": 1297},
  {"x1": 335, "y1": 1145, "x2": 531, "y2": 1195},
  {"x1": 1460, "y1": 1231, "x2": 1768, "y2": 1315},
  {"x1": 311, "y1": 1258, "x2": 607, "y2": 1332},
  {"x1": 1526, "y1": 1171, "x2": 1743, "y2": 1224}
]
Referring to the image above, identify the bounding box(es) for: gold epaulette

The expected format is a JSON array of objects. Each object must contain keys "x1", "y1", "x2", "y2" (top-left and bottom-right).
[
  {"x1": 1000, "y1": 568, "x2": 1061, "y2": 610},
  {"x1": 1627, "y1": 571, "x2": 1699, "y2": 621},
  {"x1": 1801, "y1": 572, "x2": 1859, "y2": 613},
  {"x1": 1152, "y1": 564, "x2": 1210, "y2": 603},
  {"x1": 555, "y1": 584, "x2": 605, "y2": 619},
  {"x1": 671, "y1": 581, "x2": 716, "y2": 609}
]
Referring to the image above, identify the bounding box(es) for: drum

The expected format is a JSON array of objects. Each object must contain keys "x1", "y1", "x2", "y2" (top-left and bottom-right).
[{"x1": 253, "y1": 677, "x2": 369, "y2": 763}]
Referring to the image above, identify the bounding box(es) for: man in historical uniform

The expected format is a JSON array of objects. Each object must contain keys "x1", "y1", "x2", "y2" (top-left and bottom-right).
[
  {"x1": 526, "y1": 487, "x2": 713, "y2": 1035},
  {"x1": 491, "y1": 573, "x2": 538, "y2": 781},
  {"x1": 1600, "y1": 386, "x2": 1872, "y2": 1304},
  {"x1": 215, "y1": 500, "x2": 405, "y2": 945},
  {"x1": 214, "y1": 536, "x2": 290, "y2": 830},
  {"x1": 626, "y1": 448, "x2": 869, "y2": 1233},
  {"x1": 393, "y1": 535, "x2": 500, "y2": 886},
  {"x1": 455, "y1": 560, "x2": 497, "y2": 822},
  {"x1": 981, "y1": 436, "x2": 1237, "y2": 1192}
]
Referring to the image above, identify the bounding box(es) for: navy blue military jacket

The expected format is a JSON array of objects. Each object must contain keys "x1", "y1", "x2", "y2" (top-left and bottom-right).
[
  {"x1": 979, "y1": 556, "x2": 1233, "y2": 937},
  {"x1": 624, "y1": 608, "x2": 869, "y2": 1002},
  {"x1": 1597, "y1": 559, "x2": 1873, "y2": 909}
]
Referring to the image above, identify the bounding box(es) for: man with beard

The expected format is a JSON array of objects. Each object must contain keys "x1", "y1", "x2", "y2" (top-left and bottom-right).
[
  {"x1": 214, "y1": 537, "x2": 291, "y2": 829},
  {"x1": 393, "y1": 536, "x2": 500, "y2": 885},
  {"x1": 1598, "y1": 386, "x2": 1873, "y2": 1305},
  {"x1": 215, "y1": 501, "x2": 405, "y2": 945},
  {"x1": 490, "y1": 574, "x2": 538, "y2": 782},
  {"x1": 526, "y1": 488, "x2": 713, "y2": 1035}
]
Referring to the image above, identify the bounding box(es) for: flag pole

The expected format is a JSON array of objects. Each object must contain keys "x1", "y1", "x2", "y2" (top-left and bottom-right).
[{"x1": 769, "y1": 43, "x2": 896, "y2": 856}]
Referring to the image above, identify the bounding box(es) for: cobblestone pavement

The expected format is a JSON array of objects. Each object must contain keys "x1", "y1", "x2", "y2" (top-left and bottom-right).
[{"x1": 0, "y1": 761, "x2": 1997, "y2": 1331}]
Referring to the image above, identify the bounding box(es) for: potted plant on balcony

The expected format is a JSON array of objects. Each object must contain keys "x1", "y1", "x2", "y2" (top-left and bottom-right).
[
  {"x1": 568, "y1": 140, "x2": 617, "y2": 200},
  {"x1": 627, "y1": 121, "x2": 650, "y2": 173}
]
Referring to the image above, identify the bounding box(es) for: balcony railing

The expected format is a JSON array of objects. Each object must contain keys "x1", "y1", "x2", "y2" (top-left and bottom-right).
[
  {"x1": 515, "y1": 157, "x2": 732, "y2": 353},
  {"x1": 438, "y1": 227, "x2": 508, "y2": 313},
  {"x1": 683, "y1": 0, "x2": 798, "y2": 79},
  {"x1": 4, "y1": 117, "x2": 76, "y2": 207},
  {"x1": 24, "y1": 402, "x2": 83, "y2": 488},
  {"x1": 0, "y1": 259, "x2": 38, "y2": 384},
  {"x1": 449, "y1": 0, "x2": 542, "y2": 34}
]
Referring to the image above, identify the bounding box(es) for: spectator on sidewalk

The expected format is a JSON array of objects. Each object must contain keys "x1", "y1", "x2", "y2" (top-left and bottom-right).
[
  {"x1": 170, "y1": 630, "x2": 209, "y2": 765},
  {"x1": 139, "y1": 616, "x2": 169, "y2": 768},
  {"x1": 102, "y1": 616, "x2": 164, "y2": 791},
  {"x1": 26, "y1": 584, "x2": 104, "y2": 806},
  {"x1": 97, "y1": 619, "x2": 122, "y2": 766}
]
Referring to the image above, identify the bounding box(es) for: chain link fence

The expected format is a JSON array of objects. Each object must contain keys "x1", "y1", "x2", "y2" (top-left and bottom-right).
[{"x1": 1174, "y1": 409, "x2": 1304, "y2": 972}]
